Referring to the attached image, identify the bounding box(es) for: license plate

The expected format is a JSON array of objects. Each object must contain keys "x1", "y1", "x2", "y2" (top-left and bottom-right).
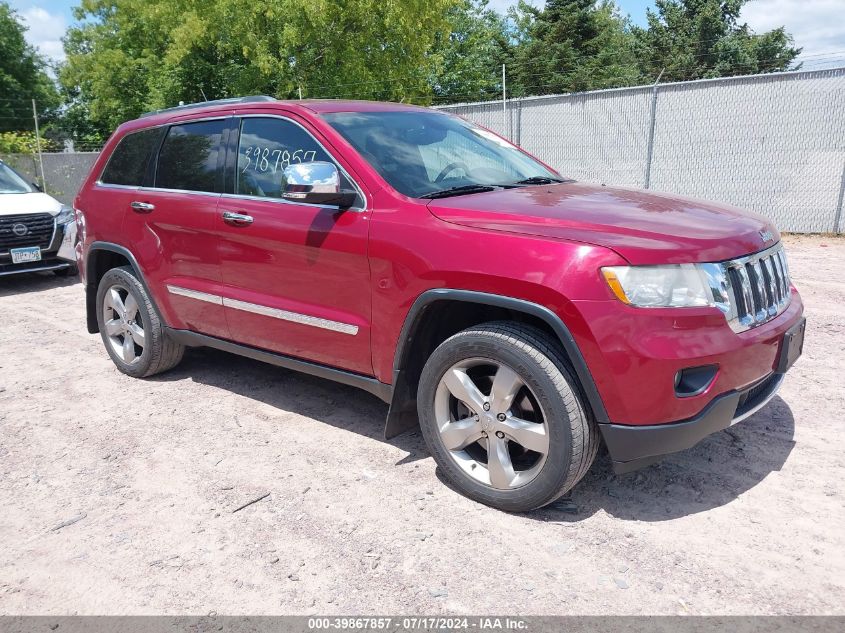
[
  {"x1": 776, "y1": 317, "x2": 806, "y2": 373},
  {"x1": 10, "y1": 246, "x2": 42, "y2": 264}
]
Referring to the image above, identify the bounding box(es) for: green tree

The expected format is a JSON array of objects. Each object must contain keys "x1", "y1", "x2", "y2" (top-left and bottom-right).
[
  {"x1": 633, "y1": 0, "x2": 801, "y2": 82},
  {"x1": 429, "y1": 0, "x2": 511, "y2": 103},
  {"x1": 0, "y1": 2, "x2": 59, "y2": 132},
  {"x1": 60, "y1": 0, "x2": 457, "y2": 137},
  {"x1": 507, "y1": 0, "x2": 640, "y2": 96}
]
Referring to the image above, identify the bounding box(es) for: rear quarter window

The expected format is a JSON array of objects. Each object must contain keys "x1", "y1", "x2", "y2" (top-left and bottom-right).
[{"x1": 100, "y1": 128, "x2": 161, "y2": 186}]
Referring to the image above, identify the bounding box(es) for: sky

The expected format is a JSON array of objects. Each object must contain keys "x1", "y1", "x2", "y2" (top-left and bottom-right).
[{"x1": 7, "y1": 0, "x2": 845, "y2": 70}]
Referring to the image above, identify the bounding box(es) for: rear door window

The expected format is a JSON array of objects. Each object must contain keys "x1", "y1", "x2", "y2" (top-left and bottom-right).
[
  {"x1": 155, "y1": 120, "x2": 227, "y2": 193},
  {"x1": 100, "y1": 128, "x2": 161, "y2": 186}
]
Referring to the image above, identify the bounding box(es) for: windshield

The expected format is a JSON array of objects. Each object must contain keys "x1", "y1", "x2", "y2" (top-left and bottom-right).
[
  {"x1": 0, "y1": 162, "x2": 36, "y2": 194},
  {"x1": 323, "y1": 111, "x2": 559, "y2": 198}
]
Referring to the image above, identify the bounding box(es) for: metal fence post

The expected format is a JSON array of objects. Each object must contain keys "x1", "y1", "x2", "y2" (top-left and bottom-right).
[
  {"x1": 31, "y1": 99, "x2": 47, "y2": 194},
  {"x1": 834, "y1": 159, "x2": 845, "y2": 234},
  {"x1": 643, "y1": 70, "x2": 663, "y2": 190},
  {"x1": 502, "y1": 64, "x2": 509, "y2": 140}
]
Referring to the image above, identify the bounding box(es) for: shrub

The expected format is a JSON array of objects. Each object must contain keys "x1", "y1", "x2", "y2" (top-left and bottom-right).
[{"x1": 0, "y1": 131, "x2": 61, "y2": 154}]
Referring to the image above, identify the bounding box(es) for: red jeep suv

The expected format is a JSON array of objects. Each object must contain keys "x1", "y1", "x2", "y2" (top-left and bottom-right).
[{"x1": 75, "y1": 96, "x2": 805, "y2": 512}]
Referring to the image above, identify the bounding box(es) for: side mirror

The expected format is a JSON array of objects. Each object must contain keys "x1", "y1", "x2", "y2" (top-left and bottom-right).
[
  {"x1": 32, "y1": 181, "x2": 43, "y2": 192},
  {"x1": 282, "y1": 162, "x2": 357, "y2": 209}
]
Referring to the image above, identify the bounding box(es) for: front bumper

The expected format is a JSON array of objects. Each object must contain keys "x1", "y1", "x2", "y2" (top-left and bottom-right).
[
  {"x1": 0, "y1": 258, "x2": 72, "y2": 276},
  {"x1": 572, "y1": 287, "x2": 804, "y2": 426},
  {"x1": 600, "y1": 371, "x2": 785, "y2": 473},
  {"x1": 0, "y1": 220, "x2": 75, "y2": 277}
]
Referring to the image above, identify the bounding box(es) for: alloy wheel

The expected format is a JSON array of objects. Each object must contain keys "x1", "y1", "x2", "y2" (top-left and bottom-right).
[
  {"x1": 102, "y1": 284, "x2": 145, "y2": 364},
  {"x1": 433, "y1": 358, "x2": 550, "y2": 490}
]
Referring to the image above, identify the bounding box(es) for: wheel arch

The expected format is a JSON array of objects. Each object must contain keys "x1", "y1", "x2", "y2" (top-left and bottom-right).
[
  {"x1": 385, "y1": 289, "x2": 609, "y2": 438},
  {"x1": 85, "y1": 242, "x2": 164, "y2": 334}
]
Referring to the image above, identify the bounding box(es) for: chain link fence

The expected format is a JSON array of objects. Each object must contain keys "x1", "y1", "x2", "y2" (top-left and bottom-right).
[
  {"x1": 439, "y1": 67, "x2": 845, "y2": 234},
  {"x1": 1, "y1": 152, "x2": 99, "y2": 206},
  {"x1": 3, "y1": 67, "x2": 843, "y2": 231}
]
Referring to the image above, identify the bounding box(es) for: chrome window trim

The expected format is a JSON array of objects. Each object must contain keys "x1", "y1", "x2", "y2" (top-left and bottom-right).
[
  {"x1": 95, "y1": 113, "x2": 368, "y2": 211},
  {"x1": 140, "y1": 186, "x2": 221, "y2": 199},
  {"x1": 96, "y1": 115, "x2": 232, "y2": 191},
  {"x1": 220, "y1": 191, "x2": 350, "y2": 210},
  {"x1": 230, "y1": 113, "x2": 367, "y2": 213},
  {"x1": 94, "y1": 182, "x2": 141, "y2": 191},
  {"x1": 95, "y1": 182, "x2": 222, "y2": 200},
  {"x1": 166, "y1": 285, "x2": 358, "y2": 335}
]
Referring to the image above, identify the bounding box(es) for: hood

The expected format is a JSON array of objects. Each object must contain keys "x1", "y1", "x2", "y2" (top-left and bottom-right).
[
  {"x1": 427, "y1": 182, "x2": 778, "y2": 265},
  {"x1": 0, "y1": 192, "x2": 63, "y2": 217}
]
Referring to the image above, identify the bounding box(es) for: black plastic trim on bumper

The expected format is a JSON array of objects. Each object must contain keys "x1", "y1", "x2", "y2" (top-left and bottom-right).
[{"x1": 599, "y1": 373, "x2": 784, "y2": 474}]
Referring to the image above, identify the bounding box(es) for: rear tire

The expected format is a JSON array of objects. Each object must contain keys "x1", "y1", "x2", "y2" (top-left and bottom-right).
[
  {"x1": 417, "y1": 321, "x2": 599, "y2": 512},
  {"x1": 96, "y1": 266, "x2": 184, "y2": 378}
]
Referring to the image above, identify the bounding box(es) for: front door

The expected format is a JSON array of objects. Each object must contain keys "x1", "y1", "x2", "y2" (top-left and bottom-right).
[{"x1": 216, "y1": 115, "x2": 373, "y2": 375}]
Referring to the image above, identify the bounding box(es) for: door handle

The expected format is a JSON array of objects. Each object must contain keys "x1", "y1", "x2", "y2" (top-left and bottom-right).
[
  {"x1": 130, "y1": 201, "x2": 155, "y2": 213},
  {"x1": 222, "y1": 211, "x2": 254, "y2": 227}
]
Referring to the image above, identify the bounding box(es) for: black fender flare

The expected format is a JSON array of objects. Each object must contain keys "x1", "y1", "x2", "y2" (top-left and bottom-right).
[
  {"x1": 384, "y1": 288, "x2": 609, "y2": 438},
  {"x1": 84, "y1": 241, "x2": 165, "y2": 333}
]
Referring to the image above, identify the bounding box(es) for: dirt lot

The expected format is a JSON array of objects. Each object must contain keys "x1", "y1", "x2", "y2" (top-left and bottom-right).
[{"x1": 0, "y1": 234, "x2": 843, "y2": 615}]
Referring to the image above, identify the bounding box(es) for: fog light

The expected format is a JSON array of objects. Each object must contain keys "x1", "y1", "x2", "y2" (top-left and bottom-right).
[{"x1": 674, "y1": 365, "x2": 719, "y2": 398}]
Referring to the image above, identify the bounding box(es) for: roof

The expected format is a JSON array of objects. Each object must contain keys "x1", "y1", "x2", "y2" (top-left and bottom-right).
[
  {"x1": 137, "y1": 96, "x2": 430, "y2": 120},
  {"x1": 295, "y1": 99, "x2": 431, "y2": 114},
  {"x1": 118, "y1": 97, "x2": 440, "y2": 136}
]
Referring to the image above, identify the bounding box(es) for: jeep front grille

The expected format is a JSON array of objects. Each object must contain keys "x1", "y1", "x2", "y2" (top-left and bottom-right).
[
  {"x1": 0, "y1": 213, "x2": 56, "y2": 252},
  {"x1": 723, "y1": 243, "x2": 791, "y2": 332}
]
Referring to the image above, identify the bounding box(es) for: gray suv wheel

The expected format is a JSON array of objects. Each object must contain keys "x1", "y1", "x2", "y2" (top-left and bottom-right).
[
  {"x1": 96, "y1": 266, "x2": 184, "y2": 378},
  {"x1": 417, "y1": 322, "x2": 599, "y2": 512}
]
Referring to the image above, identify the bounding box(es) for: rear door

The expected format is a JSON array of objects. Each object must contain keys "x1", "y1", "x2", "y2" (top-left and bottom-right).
[
  {"x1": 216, "y1": 114, "x2": 373, "y2": 375},
  {"x1": 120, "y1": 117, "x2": 231, "y2": 338},
  {"x1": 91, "y1": 127, "x2": 163, "y2": 249}
]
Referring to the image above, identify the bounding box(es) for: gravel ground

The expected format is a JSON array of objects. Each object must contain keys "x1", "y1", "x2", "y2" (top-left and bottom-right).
[{"x1": 0, "y1": 234, "x2": 843, "y2": 616}]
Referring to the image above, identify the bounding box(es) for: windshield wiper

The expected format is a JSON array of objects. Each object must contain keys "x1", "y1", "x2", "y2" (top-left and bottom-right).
[
  {"x1": 419, "y1": 184, "x2": 497, "y2": 199},
  {"x1": 512, "y1": 176, "x2": 567, "y2": 185}
]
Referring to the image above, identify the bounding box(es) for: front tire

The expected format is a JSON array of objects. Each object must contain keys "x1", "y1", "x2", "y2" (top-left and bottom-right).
[
  {"x1": 96, "y1": 266, "x2": 184, "y2": 378},
  {"x1": 417, "y1": 322, "x2": 599, "y2": 512}
]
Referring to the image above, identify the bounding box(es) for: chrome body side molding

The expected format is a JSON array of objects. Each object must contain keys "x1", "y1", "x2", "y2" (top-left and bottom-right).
[{"x1": 166, "y1": 285, "x2": 359, "y2": 335}]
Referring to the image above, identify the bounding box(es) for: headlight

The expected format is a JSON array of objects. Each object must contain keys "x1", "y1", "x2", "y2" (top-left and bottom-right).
[
  {"x1": 56, "y1": 205, "x2": 74, "y2": 225},
  {"x1": 602, "y1": 264, "x2": 731, "y2": 310}
]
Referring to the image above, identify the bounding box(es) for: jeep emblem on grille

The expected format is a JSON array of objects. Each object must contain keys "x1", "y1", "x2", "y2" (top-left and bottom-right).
[
  {"x1": 11, "y1": 223, "x2": 28, "y2": 237},
  {"x1": 759, "y1": 229, "x2": 774, "y2": 243}
]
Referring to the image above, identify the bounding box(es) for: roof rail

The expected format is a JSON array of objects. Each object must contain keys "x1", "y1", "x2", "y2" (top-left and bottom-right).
[{"x1": 139, "y1": 95, "x2": 276, "y2": 118}]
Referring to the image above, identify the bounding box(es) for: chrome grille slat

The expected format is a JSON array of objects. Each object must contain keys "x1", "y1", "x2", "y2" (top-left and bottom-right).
[
  {"x1": 749, "y1": 261, "x2": 767, "y2": 322},
  {"x1": 723, "y1": 243, "x2": 791, "y2": 333},
  {"x1": 733, "y1": 265, "x2": 756, "y2": 329},
  {"x1": 762, "y1": 257, "x2": 779, "y2": 312},
  {"x1": 775, "y1": 250, "x2": 790, "y2": 304}
]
